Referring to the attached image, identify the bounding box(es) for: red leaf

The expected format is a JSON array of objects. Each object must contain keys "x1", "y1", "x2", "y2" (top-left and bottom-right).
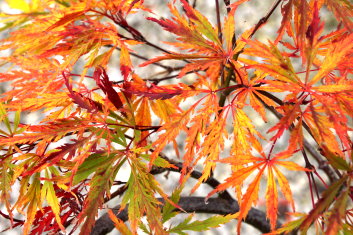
[
  {"x1": 305, "y1": 1, "x2": 324, "y2": 45},
  {"x1": 124, "y1": 82, "x2": 190, "y2": 100},
  {"x1": 120, "y1": 45, "x2": 132, "y2": 81},
  {"x1": 22, "y1": 139, "x2": 87, "y2": 176},
  {"x1": 93, "y1": 67, "x2": 124, "y2": 110},
  {"x1": 63, "y1": 73, "x2": 101, "y2": 112}
]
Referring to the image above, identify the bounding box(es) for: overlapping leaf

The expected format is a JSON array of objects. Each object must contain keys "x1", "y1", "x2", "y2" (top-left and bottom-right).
[
  {"x1": 207, "y1": 152, "x2": 310, "y2": 232},
  {"x1": 141, "y1": 0, "x2": 252, "y2": 83}
]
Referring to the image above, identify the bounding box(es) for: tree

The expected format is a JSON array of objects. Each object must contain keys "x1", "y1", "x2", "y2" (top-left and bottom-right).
[{"x1": 0, "y1": 0, "x2": 352, "y2": 234}]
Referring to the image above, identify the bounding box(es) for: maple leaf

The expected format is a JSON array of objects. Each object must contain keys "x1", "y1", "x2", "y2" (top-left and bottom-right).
[
  {"x1": 64, "y1": 73, "x2": 102, "y2": 113},
  {"x1": 22, "y1": 138, "x2": 91, "y2": 177},
  {"x1": 0, "y1": 118, "x2": 92, "y2": 147},
  {"x1": 121, "y1": 153, "x2": 169, "y2": 234},
  {"x1": 168, "y1": 213, "x2": 238, "y2": 234},
  {"x1": 0, "y1": 70, "x2": 67, "y2": 110},
  {"x1": 124, "y1": 81, "x2": 195, "y2": 100},
  {"x1": 140, "y1": 0, "x2": 252, "y2": 83},
  {"x1": 76, "y1": 153, "x2": 122, "y2": 235},
  {"x1": 41, "y1": 171, "x2": 65, "y2": 232},
  {"x1": 325, "y1": 0, "x2": 353, "y2": 31},
  {"x1": 14, "y1": 173, "x2": 42, "y2": 235},
  {"x1": 207, "y1": 152, "x2": 310, "y2": 232},
  {"x1": 309, "y1": 33, "x2": 353, "y2": 85},
  {"x1": 191, "y1": 99, "x2": 228, "y2": 192},
  {"x1": 299, "y1": 174, "x2": 349, "y2": 233},
  {"x1": 108, "y1": 210, "x2": 133, "y2": 235},
  {"x1": 93, "y1": 67, "x2": 124, "y2": 111}
]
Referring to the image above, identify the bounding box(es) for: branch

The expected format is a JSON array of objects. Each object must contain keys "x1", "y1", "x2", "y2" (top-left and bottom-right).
[
  {"x1": 91, "y1": 155, "x2": 294, "y2": 235},
  {"x1": 104, "y1": 44, "x2": 175, "y2": 71},
  {"x1": 150, "y1": 155, "x2": 233, "y2": 201},
  {"x1": 255, "y1": 90, "x2": 339, "y2": 183},
  {"x1": 249, "y1": 0, "x2": 282, "y2": 38},
  {"x1": 90, "y1": 197, "x2": 281, "y2": 235},
  {"x1": 215, "y1": 0, "x2": 223, "y2": 42}
]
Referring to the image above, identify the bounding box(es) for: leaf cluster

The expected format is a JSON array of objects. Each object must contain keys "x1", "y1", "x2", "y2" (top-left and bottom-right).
[{"x1": 0, "y1": 0, "x2": 353, "y2": 234}]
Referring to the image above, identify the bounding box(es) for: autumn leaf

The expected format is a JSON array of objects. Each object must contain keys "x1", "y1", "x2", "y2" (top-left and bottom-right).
[
  {"x1": 93, "y1": 67, "x2": 124, "y2": 110},
  {"x1": 207, "y1": 153, "x2": 310, "y2": 232},
  {"x1": 168, "y1": 213, "x2": 238, "y2": 234},
  {"x1": 121, "y1": 153, "x2": 167, "y2": 234},
  {"x1": 1, "y1": 0, "x2": 353, "y2": 234},
  {"x1": 141, "y1": 0, "x2": 252, "y2": 82},
  {"x1": 76, "y1": 153, "x2": 122, "y2": 235},
  {"x1": 299, "y1": 175, "x2": 348, "y2": 233}
]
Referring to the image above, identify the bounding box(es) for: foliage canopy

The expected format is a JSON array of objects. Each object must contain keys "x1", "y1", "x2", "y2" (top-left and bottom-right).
[{"x1": 0, "y1": 0, "x2": 353, "y2": 234}]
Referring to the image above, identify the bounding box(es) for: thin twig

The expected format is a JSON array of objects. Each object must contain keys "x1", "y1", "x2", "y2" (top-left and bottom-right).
[
  {"x1": 104, "y1": 45, "x2": 174, "y2": 71},
  {"x1": 254, "y1": 90, "x2": 339, "y2": 183},
  {"x1": 151, "y1": 154, "x2": 233, "y2": 201},
  {"x1": 215, "y1": 0, "x2": 223, "y2": 42},
  {"x1": 249, "y1": 0, "x2": 283, "y2": 38}
]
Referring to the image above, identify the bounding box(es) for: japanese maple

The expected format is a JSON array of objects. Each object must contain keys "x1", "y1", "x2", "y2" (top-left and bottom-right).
[{"x1": 0, "y1": 0, "x2": 352, "y2": 234}]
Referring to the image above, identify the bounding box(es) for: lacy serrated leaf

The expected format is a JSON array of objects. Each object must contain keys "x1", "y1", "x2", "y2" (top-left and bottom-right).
[
  {"x1": 121, "y1": 154, "x2": 167, "y2": 234},
  {"x1": 300, "y1": 175, "x2": 348, "y2": 233},
  {"x1": 77, "y1": 154, "x2": 121, "y2": 235},
  {"x1": 168, "y1": 213, "x2": 237, "y2": 234},
  {"x1": 41, "y1": 171, "x2": 64, "y2": 231},
  {"x1": 208, "y1": 152, "x2": 310, "y2": 232},
  {"x1": 108, "y1": 210, "x2": 133, "y2": 235},
  {"x1": 15, "y1": 173, "x2": 41, "y2": 235}
]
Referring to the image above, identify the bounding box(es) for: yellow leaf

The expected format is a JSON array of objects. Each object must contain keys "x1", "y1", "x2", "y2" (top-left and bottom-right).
[
  {"x1": 313, "y1": 84, "x2": 353, "y2": 93},
  {"x1": 108, "y1": 210, "x2": 133, "y2": 235},
  {"x1": 5, "y1": 0, "x2": 30, "y2": 12},
  {"x1": 237, "y1": 166, "x2": 265, "y2": 234},
  {"x1": 223, "y1": 10, "x2": 235, "y2": 52},
  {"x1": 273, "y1": 166, "x2": 295, "y2": 211},
  {"x1": 310, "y1": 34, "x2": 353, "y2": 85},
  {"x1": 42, "y1": 179, "x2": 65, "y2": 231},
  {"x1": 266, "y1": 167, "x2": 278, "y2": 230}
]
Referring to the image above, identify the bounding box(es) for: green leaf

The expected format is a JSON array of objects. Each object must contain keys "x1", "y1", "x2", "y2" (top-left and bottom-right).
[
  {"x1": 41, "y1": 170, "x2": 64, "y2": 230},
  {"x1": 77, "y1": 155, "x2": 121, "y2": 235},
  {"x1": 72, "y1": 153, "x2": 112, "y2": 185},
  {"x1": 270, "y1": 213, "x2": 306, "y2": 234},
  {"x1": 323, "y1": 147, "x2": 350, "y2": 170},
  {"x1": 168, "y1": 214, "x2": 237, "y2": 234},
  {"x1": 141, "y1": 154, "x2": 175, "y2": 169},
  {"x1": 13, "y1": 109, "x2": 21, "y2": 133},
  {"x1": 328, "y1": 154, "x2": 350, "y2": 171},
  {"x1": 0, "y1": 103, "x2": 12, "y2": 135},
  {"x1": 162, "y1": 184, "x2": 184, "y2": 223},
  {"x1": 121, "y1": 156, "x2": 165, "y2": 233},
  {"x1": 300, "y1": 174, "x2": 348, "y2": 232}
]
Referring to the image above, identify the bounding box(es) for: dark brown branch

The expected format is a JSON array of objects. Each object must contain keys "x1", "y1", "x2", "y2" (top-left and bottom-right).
[
  {"x1": 215, "y1": 0, "x2": 223, "y2": 42},
  {"x1": 303, "y1": 140, "x2": 338, "y2": 182},
  {"x1": 117, "y1": 33, "x2": 171, "y2": 55},
  {"x1": 151, "y1": 155, "x2": 233, "y2": 201},
  {"x1": 104, "y1": 44, "x2": 175, "y2": 71},
  {"x1": 249, "y1": 0, "x2": 282, "y2": 38},
  {"x1": 90, "y1": 197, "x2": 282, "y2": 235}
]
